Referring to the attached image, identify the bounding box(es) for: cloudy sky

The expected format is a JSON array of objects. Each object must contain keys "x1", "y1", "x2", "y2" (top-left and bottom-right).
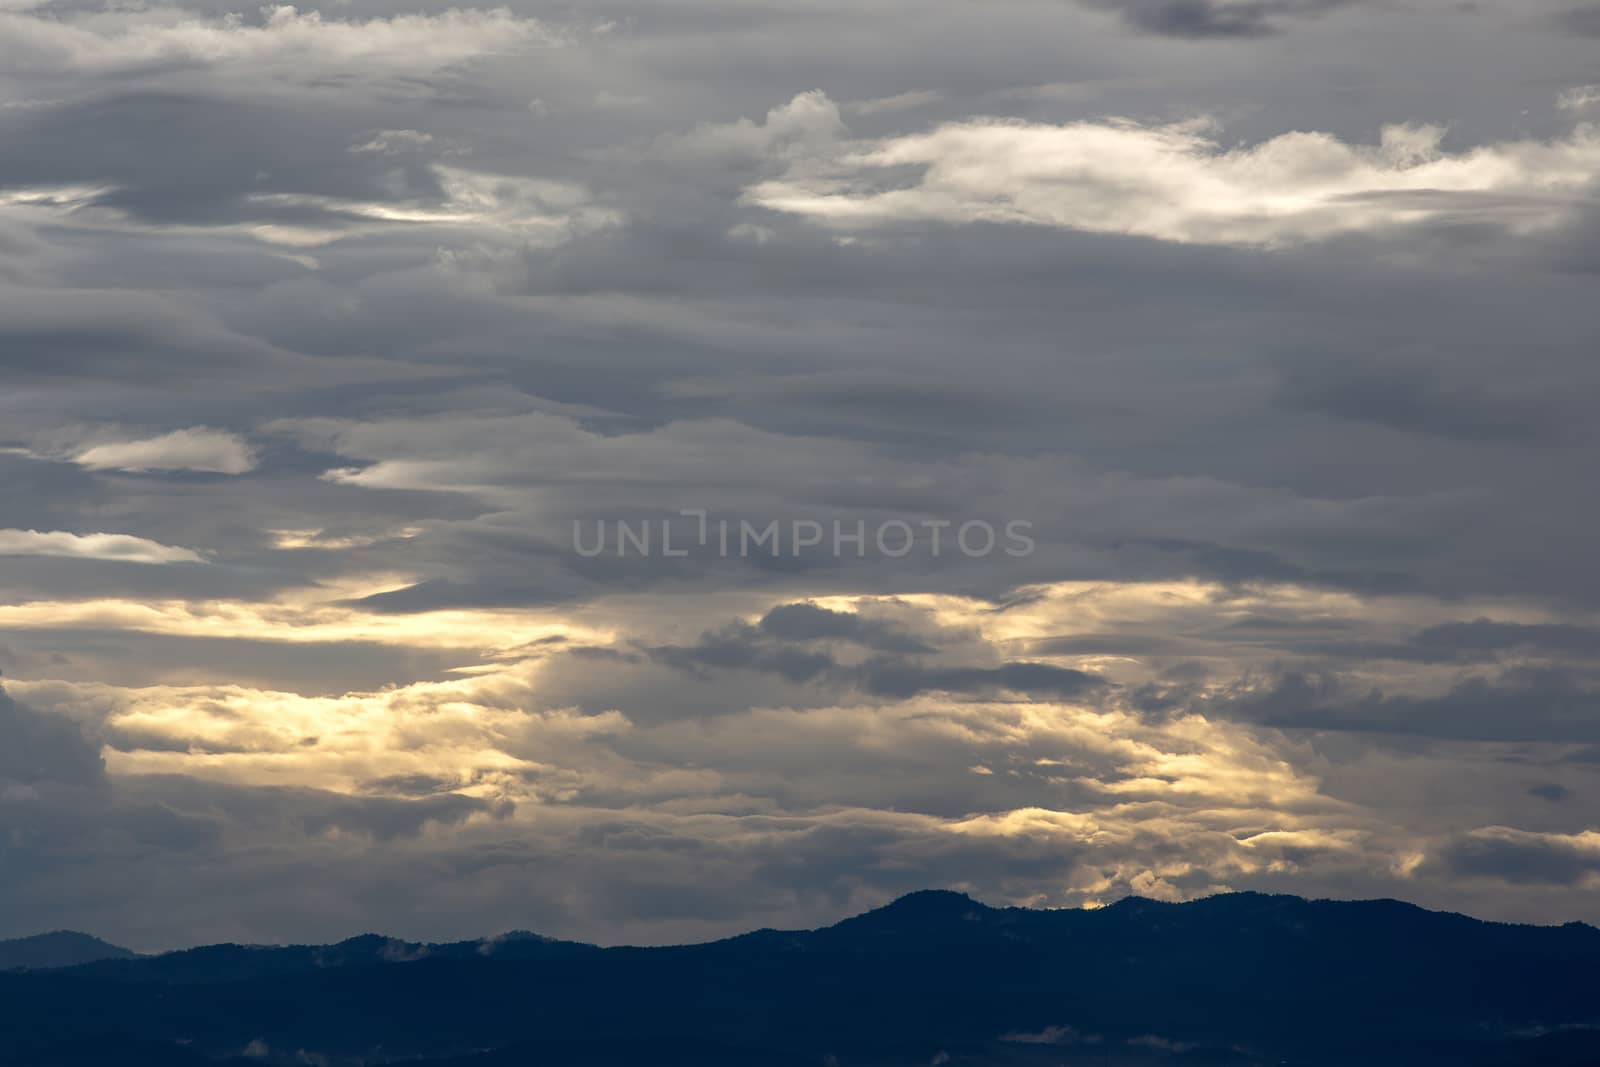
[{"x1": 2, "y1": 0, "x2": 1600, "y2": 952}]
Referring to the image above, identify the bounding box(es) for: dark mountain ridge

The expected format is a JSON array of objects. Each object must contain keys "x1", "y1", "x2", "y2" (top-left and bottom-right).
[
  {"x1": 3, "y1": 891, "x2": 1599, "y2": 1067},
  {"x1": 0, "y1": 930, "x2": 136, "y2": 971},
  {"x1": 56, "y1": 928, "x2": 598, "y2": 984}
]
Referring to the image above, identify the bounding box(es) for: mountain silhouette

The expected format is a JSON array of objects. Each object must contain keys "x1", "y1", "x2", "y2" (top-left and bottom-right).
[
  {"x1": 0, "y1": 931, "x2": 136, "y2": 971},
  {"x1": 57, "y1": 929, "x2": 597, "y2": 985},
  {"x1": 2, "y1": 891, "x2": 1598, "y2": 1066}
]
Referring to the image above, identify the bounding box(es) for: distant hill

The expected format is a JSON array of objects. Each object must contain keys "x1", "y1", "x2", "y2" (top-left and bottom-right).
[
  {"x1": 57, "y1": 928, "x2": 597, "y2": 984},
  {"x1": 3, "y1": 891, "x2": 1599, "y2": 1066},
  {"x1": 0, "y1": 931, "x2": 135, "y2": 971}
]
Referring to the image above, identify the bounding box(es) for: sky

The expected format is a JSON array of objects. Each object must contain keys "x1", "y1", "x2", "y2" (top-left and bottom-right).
[{"x1": 1, "y1": 0, "x2": 1599, "y2": 952}]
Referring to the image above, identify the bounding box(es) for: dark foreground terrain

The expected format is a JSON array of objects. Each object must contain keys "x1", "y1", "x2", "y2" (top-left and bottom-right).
[{"x1": 3, "y1": 891, "x2": 1598, "y2": 1066}]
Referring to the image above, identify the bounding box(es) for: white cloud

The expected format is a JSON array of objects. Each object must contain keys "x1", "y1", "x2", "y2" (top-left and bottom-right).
[
  {"x1": 0, "y1": 529, "x2": 205, "y2": 564},
  {"x1": 844, "y1": 90, "x2": 943, "y2": 117},
  {"x1": 348, "y1": 129, "x2": 435, "y2": 155},
  {"x1": 660, "y1": 90, "x2": 846, "y2": 166},
  {"x1": 74, "y1": 427, "x2": 256, "y2": 474},
  {"x1": 269, "y1": 527, "x2": 422, "y2": 551},
  {"x1": 0, "y1": 4, "x2": 554, "y2": 78},
  {"x1": 1559, "y1": 85, "x2": 1600, "y2": 113},
  {"x1": 747, "y1": 108, "x2": 1600, "y2": 247},
  {"x1": 9, "y1": 576, "x2": 1598, "y2": 939},
  {"x1": 242, "y1": 165, "x2": 619, "y2": 247},
  {"x1": 0, "y1": 167, "x2": 615, "y2": 250}
]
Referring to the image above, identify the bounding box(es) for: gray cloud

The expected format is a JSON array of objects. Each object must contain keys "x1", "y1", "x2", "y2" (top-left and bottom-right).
[
  {"x1": 1205, "y1": 667, "x2": 1600, "y2": 743},
  {"x1": 0, "y1": 0, "x2": 1597, "y2": 946},
  {"x1": 647, "y1": 616, "x2": 1104, "y2": 702},
  {"x1": 1555, "y1": 5, "x2": 1600, "y2": 36},
  {"x1": 1434, "y1": 828, "x2": 1600, "y2": 887},
  {"x1": 1413, "y1": 621, "x2": 1600, "y2": 660},
  {"x1": 1078, "y1": 0, "x2": 1352, "y2": 37},
  {"x1": 1276, "y1": 359, "x2": 1559, "y2": 444},
  {"x1": 757, "y1": 602, "x2": 936, "y2": 654},
  {"x1": 855, "y1": 658, "x2": 1105, "y2": 700},
  {"x1": 0, "y1": 680, "x2": 104, "y2": 787}
]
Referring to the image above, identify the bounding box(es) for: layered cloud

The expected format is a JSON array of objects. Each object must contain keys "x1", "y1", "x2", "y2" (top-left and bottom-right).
[
  {"x1": 1077, "y1": 0, "x2": 1352, "y2": 38},
  {"x1": 0, "y1": 529, "x2": 205, "y2": 564},
  {"x1": 0, "y1": 0, "x2": 1597, "y2": 949},
  {"x1": 9, "y1": 577, "x2": 1600, "y2": 946},
  {"x1": 1435, "y1": 827, "x2": 1600, "y2": 888},
  {"x1": 749, "y1": 107, "x2": 1600, "y2": 247},
  {"x1": 73, "y1": 427, "x2": 256, "y2": 474},
  {"x1": 0, "y1": 4, "x2": 554, "y2": 78}
]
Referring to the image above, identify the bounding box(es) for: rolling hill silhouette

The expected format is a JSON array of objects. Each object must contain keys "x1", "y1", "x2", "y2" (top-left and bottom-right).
[
  {"x1": 3, "y1": 891, "x2": 1598, "y2": 1066},
  {"x1": 0, "y1": 931, "x2": 135, "y2": 971}
]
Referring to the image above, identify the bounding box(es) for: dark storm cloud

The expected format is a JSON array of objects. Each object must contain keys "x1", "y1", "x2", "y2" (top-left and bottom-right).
[
  {"x1": 1100, "y1": 617, "x2": 1600, "y2": 672},
  {"x1": 1128, "y1": 669, "x2": 1212, "y2": 718},
  {"x1": 757, "y1": 602, "x2": 935, "y2": 654},
  {"x1": 1413, "y1": 621, "x2": 1600, "y2": 660},
  {"x1": 0, "y1": 770, "x2": 513, "y2": 944},
  {"x1": 647, "y1": 618, "x2": 1104, "y2": 700},
  {"x1": 856, "y1": 659, "x2": 1104, "y2": 700},
  {"x1": 1079, "y1": 0, "x2": 1352, "y2": 37},
  {"x1": 1206, "y1": 667, "x2": 1600, "y2": 743},
  {"x1": 1276, "y1": 358, "x2": 1558, "y2": 444},
  {"x1": 1435, "y1": 830, "x2": 1600, "y2": 887},
  {"x1": 650, "y1": 624, "x2": 839, "y2": 685},
  {"x1": 1554, "y1": 5, "x2": 1600, "y2": 35},
  {"x1": 0, "y1": 681, "x2": 104, "y2": 787},
  {"x1": 0, "y1": 91, "x2": 448, "y2": 227}
]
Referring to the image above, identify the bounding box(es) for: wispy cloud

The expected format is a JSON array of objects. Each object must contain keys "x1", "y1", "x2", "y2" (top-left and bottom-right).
[
  {"x1": 0, "y1": 529, "x2": 205, "y2": 564},
  {"x1": 73, "y1": 427, "x2": 256, "y2": 475},
  {"x1": 0, "y1": 4, "x2": 556, "y2": 78},
  {"x1": 749, "y1": 105, "x2": 1600, "y2": 247}
]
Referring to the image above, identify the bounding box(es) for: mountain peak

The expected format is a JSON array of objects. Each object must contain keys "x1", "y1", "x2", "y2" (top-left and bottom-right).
[
  {"x1": 6, "y1": 893, "x2": 1600, "y2": 1066},
  {"x1": 881, "y1": 889, "x2": 981, "y2": 913},
  {"x1": 834, "y1": 889, "x2": 991, "y2": 932},
  {"x1": 0, "y1": 930, "x2": 136, "y2": 970}
]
